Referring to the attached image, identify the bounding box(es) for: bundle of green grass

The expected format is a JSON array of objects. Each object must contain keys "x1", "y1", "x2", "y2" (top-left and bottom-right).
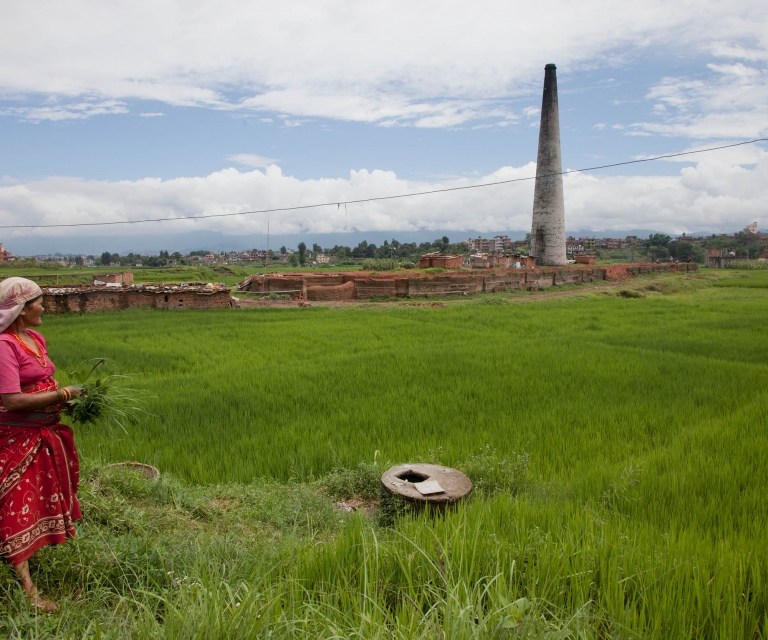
[{"x1": 63, "y1": 359, "x2": 149, "y2": 433}]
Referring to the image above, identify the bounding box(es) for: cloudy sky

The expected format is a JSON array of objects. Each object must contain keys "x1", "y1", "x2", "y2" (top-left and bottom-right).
[{"x1": 1, "y1": 1, "x2": 767, "y2": 254}]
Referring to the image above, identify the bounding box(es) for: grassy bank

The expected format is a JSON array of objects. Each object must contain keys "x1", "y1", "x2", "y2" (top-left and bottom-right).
[
  {"x1": 0, "y1": 269, "x2": 765, "y2": 637},
  {"x1": 0, "y1": 263, "x2": 365, "y2": 288}
]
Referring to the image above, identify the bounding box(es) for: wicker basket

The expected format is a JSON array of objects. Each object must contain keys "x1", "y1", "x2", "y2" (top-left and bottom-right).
[{"x1": 106, "y1": 461, "x2": 160, "y2": 480}]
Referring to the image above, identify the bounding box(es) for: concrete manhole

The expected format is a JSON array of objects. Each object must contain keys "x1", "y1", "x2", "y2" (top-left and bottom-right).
[{"x1": 381, "y1": 463, "x2": 472, "y2": 506}]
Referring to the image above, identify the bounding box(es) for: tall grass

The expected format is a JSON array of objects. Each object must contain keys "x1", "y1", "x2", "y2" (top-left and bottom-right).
[
  {"x1": 42, "y1": 273, "x2": 768, "y2": 488},
  {"x1": 360, "y1": 257, "x2": 400, "y2": 271},
  {"x1": 724, "y1": 259, "x2": 768, "y2": 270},
  {"x1": 0, "y1": 271, "x2": 764, "y2": 637}
]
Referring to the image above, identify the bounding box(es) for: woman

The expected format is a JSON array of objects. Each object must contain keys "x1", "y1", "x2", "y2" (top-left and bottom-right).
[{"x1": 0, "y1": 277, "x2": 82, "y2": 612}]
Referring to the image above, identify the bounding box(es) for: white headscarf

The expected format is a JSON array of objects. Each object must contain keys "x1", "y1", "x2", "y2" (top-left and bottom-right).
[{"x1": 0, "y1": 277, "x2": 43, "y2": 333}]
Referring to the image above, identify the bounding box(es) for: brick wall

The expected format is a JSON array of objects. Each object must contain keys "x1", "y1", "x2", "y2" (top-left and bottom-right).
[
  {"x1": 93, "y1": 272, "x2": 134, "y2": 284},
  {"x1": 523, "y1": 271, "x2": 554, "y2": 291},
  {"x1": 42, "y1": 287, "x2": 231, "y2": 314},
  {"x1": 353, "y1": 279, "x2": 398, "y2": 298},
  {"x1": 483, "y1": 272, "x2": 525, "y2": 292},
  {"x1": 408, "y1": 274, "x2": 485, "y2": 296},
  {"x1": 306, "y1": 281, "x2": 356, "y2": 301}
]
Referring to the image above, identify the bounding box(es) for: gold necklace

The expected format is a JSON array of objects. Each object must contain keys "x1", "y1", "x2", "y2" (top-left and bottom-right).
[{"x1": 9, "y1": 332, "x2": 48, "y2": 368}]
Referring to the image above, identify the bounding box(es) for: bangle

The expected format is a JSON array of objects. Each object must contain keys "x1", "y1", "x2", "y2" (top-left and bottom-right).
[
  {"x1": 59, "y1": 388, "x2": 71, "y2": 402},
  {"x1": 56, "y1": 389, "x2": 64, "y2": 403}
]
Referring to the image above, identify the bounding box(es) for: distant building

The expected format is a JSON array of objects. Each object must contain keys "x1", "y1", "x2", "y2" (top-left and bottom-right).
[
  {"x1": 566, "y1": 236, "x2": 583, "y2": 255},
  {"x1": 463, "y1": 235, "x2": 512, "y2": 253},
  {"x1": 705, "y1": 248, "x2": 748, "y2": 268},
  {"x1": 745, "y1": 222, "x2": 758, "y2": 234},
  {"x1": 316, "y1": 254, "x2": 331, "y2": 264},
  {"x1": 0, "y1": 244, "x2": 12, "y2": 261}
]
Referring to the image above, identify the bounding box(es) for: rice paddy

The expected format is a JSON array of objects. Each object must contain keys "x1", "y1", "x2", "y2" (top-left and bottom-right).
[{"x1": 1, "y1": 269, "x2": 766, "y2": 638}]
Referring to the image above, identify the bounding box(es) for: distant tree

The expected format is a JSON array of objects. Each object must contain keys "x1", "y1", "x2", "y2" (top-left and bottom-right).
[
  {"x1": 280, "y1": 246, "x2": 287, "y2": 254},
  {"x1": 288, "y1": 253, "x2": 300, "y2": 267},
  {"x1": 298, "y1": 242, "x2": 307, "y2": 265},
  {"x1": 646, "y1": 233, "x2": 671, "y2": 248},
  {"x1": 668, "y1": 241, "x2": 693, "y2": 261},
  {"x1": 352, "y1": 240, "x2": 368, "y2": 258},
  {"x1": 267, "y1": 249, "x2": 275, "y2": 258},
  {"x1": 101, "y1": 251, "x2": 112, "y2": 266},
  {"x1": 75, "y1": 256, "x2": 84, "y2": 266},
  {"x1": 312, "y1": 243, "x2": 322, "y2": 254}
]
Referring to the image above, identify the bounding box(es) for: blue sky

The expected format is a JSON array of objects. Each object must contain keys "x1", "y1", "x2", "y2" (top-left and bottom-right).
[{"x1": 1, "y1": 1, "x2": 767, "y2": 254}]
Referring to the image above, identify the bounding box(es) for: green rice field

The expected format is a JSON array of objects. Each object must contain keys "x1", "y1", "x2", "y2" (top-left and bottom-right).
[{"x1": 1, "y1": 269, "x2": 766, "y2": 638}]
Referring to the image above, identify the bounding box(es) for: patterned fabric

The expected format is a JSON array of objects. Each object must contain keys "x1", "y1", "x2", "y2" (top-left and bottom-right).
[
  {"x1": 0, "y1": 383, "x2": 81, "y2": 565},
  {"x1": 0, "y1": 277, "x2": 42, "y2": 334}
]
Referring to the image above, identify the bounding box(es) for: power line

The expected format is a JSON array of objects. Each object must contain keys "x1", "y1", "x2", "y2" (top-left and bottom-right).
[{"x1": 1, "y1": 137, "x2": 766, "y2": 230}]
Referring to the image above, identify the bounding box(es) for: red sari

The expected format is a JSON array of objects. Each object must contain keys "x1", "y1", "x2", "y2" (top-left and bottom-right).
[{"x1": 0, "y1": 331, "x2": 81, "y2": 565}]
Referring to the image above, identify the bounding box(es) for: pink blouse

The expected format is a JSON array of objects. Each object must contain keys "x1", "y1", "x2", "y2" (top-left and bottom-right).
[{"x1": 0, "y1": 330, "x2": 56, "y2": 394}]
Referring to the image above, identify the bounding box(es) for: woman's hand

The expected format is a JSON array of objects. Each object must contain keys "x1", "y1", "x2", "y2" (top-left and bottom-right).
[{"x1": 64, "y1": 386, "x2": 82, "y2": 397}]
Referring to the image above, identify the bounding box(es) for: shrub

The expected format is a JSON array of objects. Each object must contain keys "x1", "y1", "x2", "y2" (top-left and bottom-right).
[{"x1": 458, "y1": 446, "x2": 531, "y2": 498}]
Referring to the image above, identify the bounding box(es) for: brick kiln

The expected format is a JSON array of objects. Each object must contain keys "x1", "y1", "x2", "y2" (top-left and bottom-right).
[{"x1": 237, "y1": 263, "x2": 697, "y2": 301}]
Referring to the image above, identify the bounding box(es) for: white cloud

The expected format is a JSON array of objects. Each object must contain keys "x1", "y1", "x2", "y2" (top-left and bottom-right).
[
  {"x1": 1, "y1": 1, "x2": 766, "y2": 127},
  {"x1": 139, "y1": 112, "x2": 165, "y2": 117},
  {"x1": 712, "y1": 42, "x2": 768, "y2": 61},
  {"x1": 0, "y1": 100, "x2": 128, "y2": 122},
  {"x1": 631, "y1": 61, "x2": 768, "y2": 139},
  {"x1": 1, "y1": 155, "x2": 765, "y2": 241},
  {"x1": 226, "y1": 154, "x2": 279, "y2": 168},
  {"x1": 632, "y1": 141, "x2": 765, "y2": 165}
]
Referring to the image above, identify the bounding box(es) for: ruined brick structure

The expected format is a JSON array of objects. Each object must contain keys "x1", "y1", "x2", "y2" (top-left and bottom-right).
[
  {"x1": 238, "y1": 263, "x2": 697, "y2": 300},
  {"x1": 42, "y1": 282, "x2": 231, "y2": 314},
  {"x1": 93, "y1": 272, "x2": 134, "y2": 285},
  {"x1": 471, "y1": 254, "x2": 536, "y2": 269},
  {"x1": 418, "y1": 253, "x2": 464, "y2": 269}
]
